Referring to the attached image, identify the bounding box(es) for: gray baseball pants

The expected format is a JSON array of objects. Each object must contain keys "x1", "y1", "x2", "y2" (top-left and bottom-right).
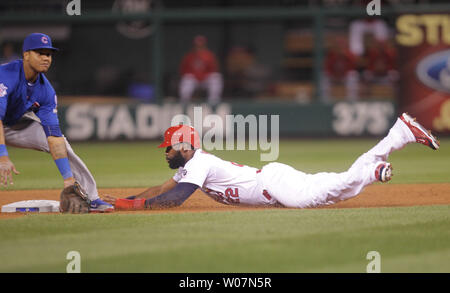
[{"x1": 4, "y1": 119, "x2": 99, "y2": 200}]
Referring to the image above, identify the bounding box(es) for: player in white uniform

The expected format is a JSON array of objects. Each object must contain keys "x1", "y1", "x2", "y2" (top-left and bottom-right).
[{"x1": 104, "y1": 113, "x2": 439, "y2": 210}]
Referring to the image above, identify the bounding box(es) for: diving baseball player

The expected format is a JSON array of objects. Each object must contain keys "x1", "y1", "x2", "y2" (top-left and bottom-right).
[
  {"x1": 104, "y1": 112, "x2": 439, "y2": 210},
  {"x1": 0, "y1": 33, "x2": 113, "y2": 212}
]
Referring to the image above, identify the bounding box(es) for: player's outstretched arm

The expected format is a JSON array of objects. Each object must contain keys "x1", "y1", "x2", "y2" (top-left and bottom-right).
[
  {"x1": 0, "y1": 121, "x2": 20, "y2": 187},
  {"x1": 146, "y1": 182, "x2": 198, "y2": 209},
  {"x1": 114, "y1": 182, "x2": 199, "y2": 210}
]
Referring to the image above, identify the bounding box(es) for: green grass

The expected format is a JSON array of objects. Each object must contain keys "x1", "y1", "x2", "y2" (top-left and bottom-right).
[
  {"x1": 0, "y1": 205, "x2": 449, "y2": 273},
  {"x1": 0, "y1": 138, "x2": 449, "y2": 272}
]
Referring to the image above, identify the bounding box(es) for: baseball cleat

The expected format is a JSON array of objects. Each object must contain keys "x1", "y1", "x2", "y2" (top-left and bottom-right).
[
  {"x1": 400, "y1": 113, "x2": 440, "y2": 150},
  {"x1": 89, "y1": 198, "x2": 114, "y2": 213},
  {"x1": 375, "y1": 162, "x2": 393, "y2": 183}
]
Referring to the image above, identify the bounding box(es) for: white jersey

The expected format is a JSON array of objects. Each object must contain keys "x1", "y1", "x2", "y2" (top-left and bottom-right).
[{"x1": 172, "y1": 149, "x2": 277, "y2": 206}]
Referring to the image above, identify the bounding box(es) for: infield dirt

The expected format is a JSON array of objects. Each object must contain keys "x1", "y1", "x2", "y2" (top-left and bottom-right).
[{"x1": 0, "y1": 183, "x2": 449, "y2": 219}]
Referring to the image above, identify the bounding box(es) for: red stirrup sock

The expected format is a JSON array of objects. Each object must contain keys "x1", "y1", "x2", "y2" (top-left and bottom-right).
[{"x1": 115, "y1": 198, "x2": 146, "y2": 210}]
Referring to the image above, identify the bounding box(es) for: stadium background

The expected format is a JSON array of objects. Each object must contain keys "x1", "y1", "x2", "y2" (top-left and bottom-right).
[
  {"x1": 1, "y1": 0, "x2": 449, "y2": 140},
  {"x1": 0, "y1": 0, "x2": 449, "y2": 274}
]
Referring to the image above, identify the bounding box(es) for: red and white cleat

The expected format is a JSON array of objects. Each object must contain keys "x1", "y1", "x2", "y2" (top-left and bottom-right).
[{"x1": 400, "y1": 113, "x2": 440, "y2": 150}]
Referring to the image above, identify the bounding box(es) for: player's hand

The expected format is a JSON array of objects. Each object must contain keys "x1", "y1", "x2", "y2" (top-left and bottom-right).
[
  {"x1": 0, "y1": 156, "x2": 20, "y2": 187},
  {"x1": 102, "y1": 194, "x2": 117, "y2": 205}
]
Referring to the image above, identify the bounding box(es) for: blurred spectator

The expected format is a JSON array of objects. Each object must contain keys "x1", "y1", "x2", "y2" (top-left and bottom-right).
[
  {"x1": 0, "y1": 42, "x2": 20, "y2": 64},
  {"x1": 323, "y1": 36, "x2": 359, "y2": 101},
  {"x1": 225, "y1": 46, "x2": 272, "y2": 98},
  {"x1": 349, "y1": 17, "x2": 390, "y2": 58},
  {"x1": 348, "y1": 1, "x2": 390, "y2": 67},
  {"x1": 362, "y1": 36, "x2": 399, "y2": 85},
  {"x1": 178, "y1": 35, "x2": 223, "y2": 107}
]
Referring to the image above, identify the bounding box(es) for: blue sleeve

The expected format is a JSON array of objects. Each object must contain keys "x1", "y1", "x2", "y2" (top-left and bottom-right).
[
  {"x1": 35, "y1": 84, "x2": 62, "y2": 136},
  {"x1": 35, "y1": 86, "x2": 59, "y2": 126},
  {"x1": 0, "y1": 72, "x2": 13, "y2": 121},
  {"x1": 145, "y1": 182, "x2": 199, "y2": 208}
]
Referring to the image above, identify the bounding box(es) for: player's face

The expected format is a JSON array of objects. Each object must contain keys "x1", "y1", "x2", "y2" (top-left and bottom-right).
[
  {"x1": 165, "y1": 146, "x2": 187, "y2": 169},
  {"x1": 24, "y1": 49, "x2": 53, "y2": 73}
]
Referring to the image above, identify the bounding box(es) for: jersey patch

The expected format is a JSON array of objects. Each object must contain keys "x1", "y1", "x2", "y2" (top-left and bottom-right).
[{"x1": 0, "y1": 83, "x2": 7, "y2": 97}]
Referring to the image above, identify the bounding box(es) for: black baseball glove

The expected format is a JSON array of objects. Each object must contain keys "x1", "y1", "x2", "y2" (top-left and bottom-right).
[{"x1": 60, "y1": 181, "x2": 91, "y2": 214}]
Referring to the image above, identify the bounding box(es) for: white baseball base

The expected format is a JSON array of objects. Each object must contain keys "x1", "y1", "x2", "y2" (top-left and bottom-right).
[{"x1": 1, "y1": 200, "x2": 60, "y2": 213}]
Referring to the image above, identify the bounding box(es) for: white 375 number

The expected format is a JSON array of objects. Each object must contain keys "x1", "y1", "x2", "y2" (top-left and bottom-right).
[{"x1": 333, "y1": 102, "x2": 394, "y2": 136}]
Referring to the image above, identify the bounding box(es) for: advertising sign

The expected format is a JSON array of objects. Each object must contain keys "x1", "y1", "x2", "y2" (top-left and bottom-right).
[{"x1": 396, "y1": 14, "x2": 450, "y2": 133}]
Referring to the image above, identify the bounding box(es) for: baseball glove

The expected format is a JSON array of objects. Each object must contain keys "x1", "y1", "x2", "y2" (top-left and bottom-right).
[{"x1": 60, "y1": 181, "x2": 91, "y2": 214}]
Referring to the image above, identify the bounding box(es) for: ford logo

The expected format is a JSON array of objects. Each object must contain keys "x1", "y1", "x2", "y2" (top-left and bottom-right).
[{"x1": 416, "y1": 49, "x2": 450, "y2": 94}]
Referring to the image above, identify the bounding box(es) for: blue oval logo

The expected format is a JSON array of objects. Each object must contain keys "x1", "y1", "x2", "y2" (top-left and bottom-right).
[{"x1": 416, "y1": 49, "x2": 450, "y2": 94}]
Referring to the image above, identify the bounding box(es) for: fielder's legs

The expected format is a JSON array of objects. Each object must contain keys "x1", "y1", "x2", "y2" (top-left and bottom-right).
[
  {"x1": 179, "y1": 74, "x2": 199, "y2": 105},
  {"x1": 4, "y1": 121, "x2": 100, "y2": 201}
]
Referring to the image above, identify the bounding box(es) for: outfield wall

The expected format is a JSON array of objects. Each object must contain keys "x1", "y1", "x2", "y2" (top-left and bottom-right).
[{"x1": 58, "y1": 101, "x2": 397, "y2": 141}]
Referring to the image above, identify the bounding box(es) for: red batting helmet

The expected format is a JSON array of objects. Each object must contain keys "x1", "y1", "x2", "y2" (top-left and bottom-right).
[{"x1": 158, "y1": 124, "x2": 201, "y2": 149}]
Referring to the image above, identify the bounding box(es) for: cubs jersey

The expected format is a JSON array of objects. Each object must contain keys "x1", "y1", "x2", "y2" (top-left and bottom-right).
[
  {"x1": 172, "y1": 149, "x2": 277, "y2": 205},
  {"x1": 0, "y1": 59, "x2": 59, "y2": 128}
]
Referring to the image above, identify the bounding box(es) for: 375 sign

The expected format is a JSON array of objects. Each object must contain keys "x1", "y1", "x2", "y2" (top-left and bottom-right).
[{"x1": 332, "y1": 102, "x2": 395, "y2": 136}]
